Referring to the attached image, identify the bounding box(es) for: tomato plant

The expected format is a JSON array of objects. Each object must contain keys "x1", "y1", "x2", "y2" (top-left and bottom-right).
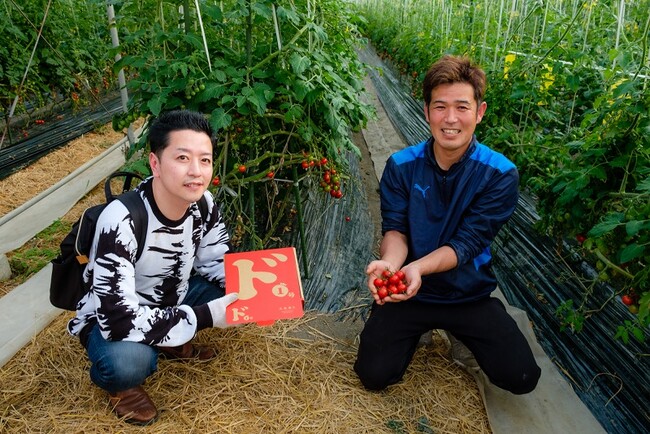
[
  {"x1": 0, "y1": 1, "x2": 114, "y2": 127},
  {"x1": 107, "y1": 0, "x2": 372, "y2": 250}
]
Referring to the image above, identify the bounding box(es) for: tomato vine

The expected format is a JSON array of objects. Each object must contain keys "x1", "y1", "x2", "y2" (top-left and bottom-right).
[{"x1": 113, "y1": 0, "x2": 373, "y2": 251}]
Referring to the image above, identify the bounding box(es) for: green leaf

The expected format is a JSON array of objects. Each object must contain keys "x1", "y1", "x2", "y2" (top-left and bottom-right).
[
  {"x1": 289, "y1": 53, "x2": 310, "y2": 75},
  {"x1": 625, "y1": 220, "x2": 648, "y2": 237},
  {"x1": 283, "y1": 104, "x2": 304, "y2": 123},
  {"x1": 293, "y1": 79, "x2": 309, "y2": 101},
  {"x1": 147, "y1": 96, "x2": 164, "y2": 116},
  {"x1": 631, "y1": 327, "x2": 645, "y2": 343},
  {"x1": 620, "y1": 244, "x2": 644, "y2": 263},
  {"x1": 589, "y1": 166, "x2": 607, "y2": 181},
  {"x1": 588, "y1": 213, "x2": 624, "y2": 236},
  {"x1": 252, "y1": 2, "x2": 272, "y2": 18},
  {"x1": 209, "y1": 108, "x2": 231, "y2": 131},
  {"x1": 636, "y1": 177, "x2": 650, "y2": 193},
  {"x1": 615, "y1": 325, "x2": 629, "y2": 344}
]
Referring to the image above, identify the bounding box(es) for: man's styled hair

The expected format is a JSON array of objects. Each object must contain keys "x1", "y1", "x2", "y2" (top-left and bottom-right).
[
  {"x1": 422, "y1": 55, "x2": 487, "y2": 107},
  {"x1": 148, "y1": 110, "x2": 215, "y2": 156}
]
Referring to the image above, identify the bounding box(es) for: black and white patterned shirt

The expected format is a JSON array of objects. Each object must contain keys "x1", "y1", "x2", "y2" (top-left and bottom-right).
[{"x1": 67, "y1": 177, "x2": 230, "y2": 347}]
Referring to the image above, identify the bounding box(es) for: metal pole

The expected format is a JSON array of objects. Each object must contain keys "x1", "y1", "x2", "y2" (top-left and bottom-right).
[{"x1": 106, "y1": 1, "x2": 135, "y2": 146}]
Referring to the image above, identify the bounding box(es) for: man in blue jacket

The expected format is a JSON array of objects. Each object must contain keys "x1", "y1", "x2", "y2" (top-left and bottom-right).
[{"x1": 354, "y1": 55, "x2": 541, "y2": 395}]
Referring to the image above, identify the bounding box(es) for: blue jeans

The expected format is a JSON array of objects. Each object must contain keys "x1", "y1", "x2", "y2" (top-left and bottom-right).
[{"x1": 83, "y1": 275, "x2": 224, "y2": 393}]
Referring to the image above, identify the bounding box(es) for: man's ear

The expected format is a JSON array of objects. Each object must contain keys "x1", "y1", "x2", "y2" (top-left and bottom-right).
[
  {"x1": 423, "y1": 104, "x2": 430, "y2": 123},
  {"x1": 149, "y1": 152, "x2": 160, "y2": 177},
  {"x1": 476, "y1": 101, "x2": 487, "y2": 124}
]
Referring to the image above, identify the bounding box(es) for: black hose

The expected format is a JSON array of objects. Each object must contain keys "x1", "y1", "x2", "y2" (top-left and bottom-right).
[{"x1": 0, "y1": 96, "x2": 123, "y2": 180}]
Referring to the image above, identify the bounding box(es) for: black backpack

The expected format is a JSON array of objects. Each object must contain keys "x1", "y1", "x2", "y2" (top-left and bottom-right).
[
  {"x1": 49, "y1": 171, "x2": 148, "y2": 310},
  {"x1": 50, "y1": 171, "x2": 211, "y2": 310}
]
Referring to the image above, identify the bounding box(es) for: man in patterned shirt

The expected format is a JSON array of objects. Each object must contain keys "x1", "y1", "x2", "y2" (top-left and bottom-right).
[{"x1": 68, "y1": 110, "x2": 238, "y2": 424}]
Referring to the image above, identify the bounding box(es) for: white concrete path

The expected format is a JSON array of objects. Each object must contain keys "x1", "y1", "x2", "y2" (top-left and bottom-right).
[{"x1": 0, "y1": 131, "x2": 139, "y2": 368}]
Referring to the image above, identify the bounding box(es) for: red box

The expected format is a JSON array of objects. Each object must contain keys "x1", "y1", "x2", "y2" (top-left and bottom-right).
[{"x1": 224, "y1": 247, "x2": 304, "y2": 326}]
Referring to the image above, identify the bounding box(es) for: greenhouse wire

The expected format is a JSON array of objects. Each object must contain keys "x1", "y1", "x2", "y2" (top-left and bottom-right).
[
  {"x1": 0, "y1": 96, "x2": 124, "y2": 180},
  {"x1": 358, "y1": 43, "x2": 649, "y2": 434}
]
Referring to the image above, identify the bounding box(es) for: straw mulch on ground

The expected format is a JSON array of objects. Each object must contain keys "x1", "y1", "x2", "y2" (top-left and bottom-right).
[
  {"x1": 0, "y1": 121, "x2": 141, "y2": 297},
  {"x1": 0, "y1": 122, "x2": 126, "y2": 217},
  {"x1": 0, "y1": 310, "x2": 490, "y2": 433}
]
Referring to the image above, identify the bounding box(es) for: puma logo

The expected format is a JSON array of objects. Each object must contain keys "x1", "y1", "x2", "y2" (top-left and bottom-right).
[{"x1": 414, "y1": 183, "x2": 430, "y2": 198}]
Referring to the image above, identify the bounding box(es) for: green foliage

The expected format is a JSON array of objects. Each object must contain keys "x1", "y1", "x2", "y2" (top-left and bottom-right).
[
  {"x1": 0, "y1": 1, "x2": 113, "y2": 117},
  {"x1": 354, "y1": 0, "x2": 650, "y2": 342},
  {"x1": 8, "y1": 219, "x2": 70, "y2": 280},
  {"x1": 109, "y1": 0, "x2": 373, "y2": 249}
]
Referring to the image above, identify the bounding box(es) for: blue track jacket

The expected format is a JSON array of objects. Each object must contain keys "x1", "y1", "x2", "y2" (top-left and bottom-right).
[{"x1": 380, "y1": 136, "x2": 519, "y2": 304}]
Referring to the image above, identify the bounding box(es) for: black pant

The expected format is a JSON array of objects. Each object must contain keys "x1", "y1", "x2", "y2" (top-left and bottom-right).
[{"x1": 354, "y1": 297, "x2": 541, "y2": 395}]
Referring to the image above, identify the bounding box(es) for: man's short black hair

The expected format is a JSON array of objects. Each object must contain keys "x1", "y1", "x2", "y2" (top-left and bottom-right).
[{"x1": 148, "y1": 110, "x2": 215, "y2": 156}]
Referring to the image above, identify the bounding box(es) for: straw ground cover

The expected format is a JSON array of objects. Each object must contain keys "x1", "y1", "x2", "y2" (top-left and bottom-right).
[
  {"x1": 0, "y1": 121, "x2": 143, "y2": 298},
  {"x1": 0, "y1": 311, "x2": 489, "y2": 433}
]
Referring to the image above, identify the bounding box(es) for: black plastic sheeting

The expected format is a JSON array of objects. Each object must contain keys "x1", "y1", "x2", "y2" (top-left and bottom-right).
[
  {"x1": 358, "y1": 44, "x2": 649, "y2": 434},
  {"x1": 0, "y1": 95, "x2": 124, "y2": 180},
  {"x1": 285, "y1": 150, "x2": 375, "y2": 323}
]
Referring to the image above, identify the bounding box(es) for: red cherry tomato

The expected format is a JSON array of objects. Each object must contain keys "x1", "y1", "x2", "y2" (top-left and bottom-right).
[
  {"x1": 388, "y1": 274, "x2": 400, "y2": 285},
  {"x1": 395, "y1": 270, "x2": 405, "y2": 281},
  {"x1": 621, "y1": 295, "x2": 634, "y2": 306},
  {"x1": 373, "y1": 278, "x2": 386, "y2": 288},
  {"x1": 377, "y1": 287, "x2": 389, "y2": 299},
  {"x1": 238, "y1": 165, "x2": 246, "y2": 173},
  {"x1": 381, "y1": 270, "x2": 392, "y2": 279}
]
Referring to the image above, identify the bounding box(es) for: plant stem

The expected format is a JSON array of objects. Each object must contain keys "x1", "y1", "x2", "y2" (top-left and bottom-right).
[
  {"x1": 292, "y1": 166, "x2": 309, "y2": 279},
  {"x1": 595, "y1": 248, "x2": 634, "y2": 280}
]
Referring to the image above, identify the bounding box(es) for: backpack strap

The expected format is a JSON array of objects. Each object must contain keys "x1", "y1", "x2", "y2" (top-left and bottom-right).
[
  {"x1": 197, "y1": 194, "x2": 209, "y2": 222},
  {"x1": 105, "y1": 171, "x2": 145, "y2": 201},
  {"x1": 116, "y1": 190, "x2": 149, "y2": 261}
]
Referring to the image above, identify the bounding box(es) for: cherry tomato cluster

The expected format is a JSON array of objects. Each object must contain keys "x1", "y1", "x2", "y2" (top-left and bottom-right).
[
  {"x1": 373, "y1": 269, "x2": 408, "y2": 299},
  {"x1": 621, "y1": 288, "x2": 640, "y2": 314},
  {"x1": 319, "y1": 167, "x2": 344, "y2": 199}
]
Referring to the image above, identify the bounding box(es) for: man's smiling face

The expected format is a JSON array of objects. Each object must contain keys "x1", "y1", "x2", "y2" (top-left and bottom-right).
[{"x1": 424, "y1": 82, "x2": 487, "y2": 167}]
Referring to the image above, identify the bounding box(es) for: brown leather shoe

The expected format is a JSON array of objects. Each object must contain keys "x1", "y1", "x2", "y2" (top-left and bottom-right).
[
  {"x1": 109, "y1": 386, "x2": 158, "y2": 425},
  {"x1": 159, "y1": 342, "x2": 217, "y2": 361}
]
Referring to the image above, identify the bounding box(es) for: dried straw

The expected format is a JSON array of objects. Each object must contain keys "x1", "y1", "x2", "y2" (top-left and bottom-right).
[
  {"x1": 0, "y1": 123, "x2": 123, "y2": 217},
  {"x1": 0, "y1": 312, "x2": 491, "y2": 433}
]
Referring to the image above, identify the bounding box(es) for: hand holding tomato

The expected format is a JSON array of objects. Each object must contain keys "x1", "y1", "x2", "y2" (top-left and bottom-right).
[
  {"x1": 399, "y1": 264, "x2": 422, "y2": 296},
  {"x1": 378, "y1": 264, "x2": 423, "y2": 303},
  {"x1": 366, "y1": 260, "x2": 396, "y2": 304}
]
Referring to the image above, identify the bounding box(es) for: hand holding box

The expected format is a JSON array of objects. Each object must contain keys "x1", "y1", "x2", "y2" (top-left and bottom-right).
[{"x1": 224, "y1": 247, "x2": 304, "y2": 326}]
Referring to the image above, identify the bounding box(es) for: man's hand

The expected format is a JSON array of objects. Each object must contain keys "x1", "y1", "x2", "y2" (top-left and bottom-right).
[
  {"x1": 366, "y1": 260, "x2": 423, "y2": 305},
  {"x1": 387, "y1": 263, "x2": 422, "y2": 302},
  {"x1": 207, "y1": 293, "x2": 239, "y2": 328},
  {"x1": 366, "y1": 259, "x2": 394, "y2": 305}
]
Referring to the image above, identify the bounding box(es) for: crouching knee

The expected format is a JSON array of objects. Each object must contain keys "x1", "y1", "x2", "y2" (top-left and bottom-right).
[
  {"x1": 353, "y1": 360, "x2": 396, "y2": 391},
  {"x1": 497, "y1": 364, "x2": 542, "y2": 395}
]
